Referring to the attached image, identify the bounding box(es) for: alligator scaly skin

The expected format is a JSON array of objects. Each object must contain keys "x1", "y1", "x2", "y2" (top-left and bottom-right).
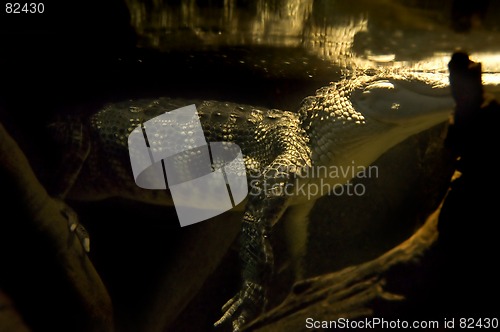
[
  {"x1": 53, "y1": 96, "x2": 313, "y2": 331},
  {"x1": 51, "y1": 72, "x2": 453, "y2": 331}
]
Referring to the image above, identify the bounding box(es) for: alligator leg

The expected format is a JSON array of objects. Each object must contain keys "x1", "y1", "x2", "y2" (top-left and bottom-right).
[
  {"x1": 215, "y1": 154, "x2": 305, "y2": 331},
  {"x1": 215, "y1": 195, "x2": 288, "y2": 331}
]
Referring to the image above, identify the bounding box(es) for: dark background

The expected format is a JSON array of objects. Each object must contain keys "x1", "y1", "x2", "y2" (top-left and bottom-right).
[{"x1": 1, "y1": 1, "x2": 499, "y2": 331}]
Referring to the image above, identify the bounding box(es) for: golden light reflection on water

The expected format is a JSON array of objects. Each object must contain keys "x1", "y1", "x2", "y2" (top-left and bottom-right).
[
  {"x1": 124, "y1": 0, "x2": 370, "y2": 71},
  {"x1": 125, "y1": 0, "x2": 315, "y2": 48},
  {"x1": 124, "y1": 0, "x2": 500, "y2": 91}
]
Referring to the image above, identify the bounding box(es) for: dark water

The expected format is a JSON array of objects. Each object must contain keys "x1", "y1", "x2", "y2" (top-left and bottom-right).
[
  {"x1": 1, "y1": 1, "x2": 500, "y2": 331},
  {"x1": 2, "y1": 0, "x2": 500, "y2": 119}
]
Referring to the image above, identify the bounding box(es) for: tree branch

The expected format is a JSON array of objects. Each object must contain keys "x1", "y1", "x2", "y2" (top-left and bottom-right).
[
  {"x1": 242, "y1": 189, "x2": 447, "y2": 332},
  {"x1": 0, "y1": 123, "x2": 113, "y2": 331}
]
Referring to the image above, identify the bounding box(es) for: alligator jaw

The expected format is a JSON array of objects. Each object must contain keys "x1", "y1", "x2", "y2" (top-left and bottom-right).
[
  {"x1": 307, "y1": 77, "x2": 454, "y2": 187},
  {"x1": 339, "y1": 78, "x2": 454, "y2": 164},
  {"x1": 351, "y1": 78, "x2": 455, "y2": 127}
]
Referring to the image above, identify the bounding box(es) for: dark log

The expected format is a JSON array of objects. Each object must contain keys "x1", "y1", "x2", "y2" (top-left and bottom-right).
[
  {"x1": 241, "y1": 190, "x2": 446, "y2": 332},
  {"x1": 0, "y1": 123, "x2": 113, "y2": 331},
  {"x1": 0, "y1": 289, "x2": 30, "y2": 332}
]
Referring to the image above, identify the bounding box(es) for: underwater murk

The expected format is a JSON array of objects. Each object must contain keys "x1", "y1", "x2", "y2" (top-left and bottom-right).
[{"x1": 0, "y1": 1, "x2": 499, "y2": 331}]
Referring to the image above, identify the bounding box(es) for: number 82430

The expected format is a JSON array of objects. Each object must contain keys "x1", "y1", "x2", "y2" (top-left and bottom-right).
[{"x1": 5, "y1": 3, "x2": 45, "y2": 14}]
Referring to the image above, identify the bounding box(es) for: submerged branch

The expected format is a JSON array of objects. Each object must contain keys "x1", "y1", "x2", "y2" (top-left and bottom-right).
[
  {"x1": 0, "y1": 123, "x2": 113, "y2": 331},
  {"x1": 243, "y1": 191, "x2": 446, "y2": 332}
]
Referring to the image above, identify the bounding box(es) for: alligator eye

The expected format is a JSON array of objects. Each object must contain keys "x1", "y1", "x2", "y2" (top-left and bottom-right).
[
  {"x1": 361, "y1": 81, "x2": 398, "y2": 103},
  {"x1": 364, "y1": 80, "x2": 395, "y2": 92}
]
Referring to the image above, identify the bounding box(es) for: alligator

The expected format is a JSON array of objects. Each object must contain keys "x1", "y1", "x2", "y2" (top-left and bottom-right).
[{"x1": 48, "y1": 70, "x2": 455, "y2": 331}]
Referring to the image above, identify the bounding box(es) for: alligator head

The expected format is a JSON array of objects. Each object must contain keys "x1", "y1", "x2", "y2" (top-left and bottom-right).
[{"x1": 301, "y1": 74, "x2": 455, "y2": 184}]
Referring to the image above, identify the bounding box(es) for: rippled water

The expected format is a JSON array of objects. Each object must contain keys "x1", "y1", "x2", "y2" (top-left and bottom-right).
[
  {"x1": 124, "y1": 0, "x2": 500, "y2": 93},
  {"x1": 2, "y1": 0, "x2": 500, "y2": 115}
]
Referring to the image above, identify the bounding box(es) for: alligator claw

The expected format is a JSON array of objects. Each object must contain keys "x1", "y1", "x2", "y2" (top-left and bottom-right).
[
  {"x1": 74, "y1": 223, "x2": 90, "y2": 252},
  {"x1": 214, "y1": 281, "x2": 266, "y2": 331},
  {"x1": 57, "y1": 199, "x2": 90, "y2": 252}
]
